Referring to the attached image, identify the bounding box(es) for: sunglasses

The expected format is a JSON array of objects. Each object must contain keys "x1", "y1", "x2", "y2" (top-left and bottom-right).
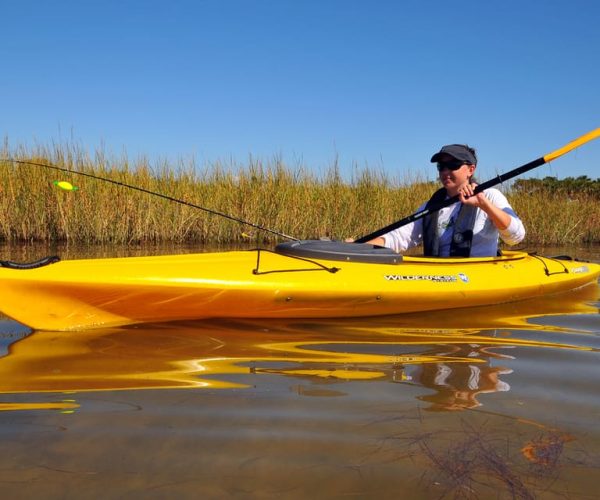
[{"x1": 436, "y1": 160, "x2": 466, "y2": 172}]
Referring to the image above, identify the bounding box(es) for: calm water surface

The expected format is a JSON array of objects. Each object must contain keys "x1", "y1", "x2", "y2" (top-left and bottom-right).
[{"x1": 0, "y1": 244, "x2": 599, "y2": 499}]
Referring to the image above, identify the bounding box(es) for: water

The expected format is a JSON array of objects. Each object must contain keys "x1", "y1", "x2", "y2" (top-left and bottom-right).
[{"x1": 0, "y1": 244, "x2": 599, "y2": 498}]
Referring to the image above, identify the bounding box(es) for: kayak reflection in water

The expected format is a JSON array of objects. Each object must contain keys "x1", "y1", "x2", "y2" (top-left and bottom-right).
[
  {"x1": 412, "y1": 344, "x2": 514, "y2": 411},
  {"x1": 365, "y1": 144, "x2": 526, "y2": 257}
]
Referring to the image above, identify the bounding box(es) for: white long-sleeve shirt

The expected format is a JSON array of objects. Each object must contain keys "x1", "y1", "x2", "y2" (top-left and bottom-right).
[{"x1": 381, "y1": 188, "x2": 525, "y2": 257}]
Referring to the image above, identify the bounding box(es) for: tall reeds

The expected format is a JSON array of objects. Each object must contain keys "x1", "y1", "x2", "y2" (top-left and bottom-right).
[
  {"x1": 0, "y1": 142, "x2": 598, "y2": 246},
  {"x1": 511, "y1": 192, "x2": 599, "y2": 245}
]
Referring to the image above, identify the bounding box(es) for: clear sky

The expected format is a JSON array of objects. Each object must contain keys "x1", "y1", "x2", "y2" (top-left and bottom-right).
[{"x1": 2, "y1": 0, "x2": 599, "y2": 182}]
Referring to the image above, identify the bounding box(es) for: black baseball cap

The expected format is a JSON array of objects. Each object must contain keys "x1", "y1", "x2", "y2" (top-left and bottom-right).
[{"x1": 430, "y1": 144, "x2": 477, "y2": 165}]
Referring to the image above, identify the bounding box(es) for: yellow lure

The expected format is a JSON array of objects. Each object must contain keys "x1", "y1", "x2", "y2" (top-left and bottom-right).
[{"x1": 53, "y1": 181, "x2": 78, "y2": 191}]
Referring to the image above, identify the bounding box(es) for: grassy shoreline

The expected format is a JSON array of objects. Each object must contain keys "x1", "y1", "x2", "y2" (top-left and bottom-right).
[{"x1": 1, "y1": 146, "x2": 598, "y2": 246}]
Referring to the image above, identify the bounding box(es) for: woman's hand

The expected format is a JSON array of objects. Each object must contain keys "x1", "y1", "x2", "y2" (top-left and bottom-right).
[
  {"x1": 458, "y1": 182, "x2": 511, "y2": 230},
  {"x1": 457, "y1": 181, "x2": 488, "y2": 208}
]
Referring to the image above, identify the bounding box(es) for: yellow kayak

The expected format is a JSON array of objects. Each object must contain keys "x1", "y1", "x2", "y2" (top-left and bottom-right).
[{"x1": 0, "y1": 241, "x2": 598, "y2": 331}]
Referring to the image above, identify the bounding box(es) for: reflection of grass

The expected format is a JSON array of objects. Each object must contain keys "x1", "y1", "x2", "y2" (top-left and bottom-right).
[{"x1": 2, "y1": 143, "x2": 598, "y2": 245}]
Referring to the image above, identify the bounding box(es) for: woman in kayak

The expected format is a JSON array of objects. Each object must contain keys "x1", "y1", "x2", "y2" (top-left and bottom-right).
[{"x1": 367, "y1": 144, "x2": 525, "y2": 257}]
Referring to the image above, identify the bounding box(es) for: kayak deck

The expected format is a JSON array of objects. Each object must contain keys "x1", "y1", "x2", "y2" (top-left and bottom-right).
[{"x1": 0, "y1": 246, "x2": 598, "y2": 331}]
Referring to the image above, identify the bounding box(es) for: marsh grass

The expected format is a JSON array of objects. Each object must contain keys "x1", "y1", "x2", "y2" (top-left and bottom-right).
[
  {"x1": 511, "y1": 192, "x2": 600, "y2": 245},
  {"x1": 0, "y1": 143, "x2": 598, "y2": 246}
]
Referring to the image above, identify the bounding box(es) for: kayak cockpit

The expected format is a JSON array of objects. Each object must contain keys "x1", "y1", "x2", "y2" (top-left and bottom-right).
[
  {"x1": 274, "y1": 240, "x2": 534, "y2": 265},
  {"x1": 275, "y1": 240, "x2": 402, "y2": 264}
]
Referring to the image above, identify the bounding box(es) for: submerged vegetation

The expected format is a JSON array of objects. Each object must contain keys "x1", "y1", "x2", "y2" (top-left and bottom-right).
[{"x1": 0, "y1": 143, "x2": 598, "y2": 246}]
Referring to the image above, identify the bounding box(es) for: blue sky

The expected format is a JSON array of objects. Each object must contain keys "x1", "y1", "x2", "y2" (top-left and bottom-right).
[{"x1": 1, "y1": 0, "x2": 599, "y2": 182}]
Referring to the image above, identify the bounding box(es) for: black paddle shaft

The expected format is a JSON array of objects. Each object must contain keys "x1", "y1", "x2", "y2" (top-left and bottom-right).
[{"x1": 355, "y1": 156, "x2": 545, "y2": 243}]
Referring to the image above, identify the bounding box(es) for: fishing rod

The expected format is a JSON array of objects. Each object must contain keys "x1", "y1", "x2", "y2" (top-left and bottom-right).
[
  {"x1": 356, "y1": 127, "x2": 600, "y2": 243},
  {"x1": 3, "y1": 158, "x2": 299, "y2": 241}
]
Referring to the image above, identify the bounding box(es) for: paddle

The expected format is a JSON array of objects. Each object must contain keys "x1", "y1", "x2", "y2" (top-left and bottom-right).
[{"x1": 355, "y1": 128, "x2": 600, "y2": 243}]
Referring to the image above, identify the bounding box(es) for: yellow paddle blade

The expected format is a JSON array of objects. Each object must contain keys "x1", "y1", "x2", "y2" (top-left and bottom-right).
[{"x1": 543, "y1": 127, "x2": 600, "y2": 163}]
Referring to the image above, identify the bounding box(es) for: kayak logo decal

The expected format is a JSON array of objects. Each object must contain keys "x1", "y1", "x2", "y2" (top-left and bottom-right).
[
  {"x1": 458, "y1": 273, "x2": 469, "y2": 283},
  {"x1": 571, "y1": 265, "x2": 589, "y2": 274},
  {"x1": 384, "y1": 274, "x2": 457, "y2": 283}
]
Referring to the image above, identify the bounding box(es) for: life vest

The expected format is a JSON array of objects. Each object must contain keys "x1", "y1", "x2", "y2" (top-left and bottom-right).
[{"x1": 422, "y1": 188, "x2": 478, "y2": 257}]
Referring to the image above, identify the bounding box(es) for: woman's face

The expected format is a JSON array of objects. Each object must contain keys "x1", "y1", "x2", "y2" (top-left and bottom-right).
[{"x1": 436, "y1": 154, "x2": 476, "y2": 195}]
